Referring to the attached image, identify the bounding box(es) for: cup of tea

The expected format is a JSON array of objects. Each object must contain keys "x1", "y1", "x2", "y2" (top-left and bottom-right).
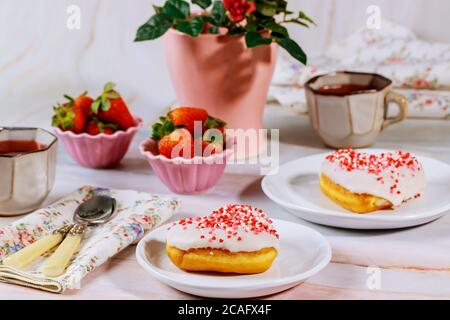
[
  {"x1": 0, "y1": 127, "x2": 57, "y2": 216},
  {"x1": 305, "y1": 71, "x2": 407, "y2": 148}
]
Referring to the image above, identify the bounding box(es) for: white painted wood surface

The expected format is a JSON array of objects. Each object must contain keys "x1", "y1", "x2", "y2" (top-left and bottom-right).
[{"x1": 0, "y1": 107, "x2": 449, "y2": 299}]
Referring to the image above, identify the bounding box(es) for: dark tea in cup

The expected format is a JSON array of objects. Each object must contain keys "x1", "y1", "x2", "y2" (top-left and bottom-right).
[{"x1": 0, "y1": 140, "x2": 47, "y2": 156}]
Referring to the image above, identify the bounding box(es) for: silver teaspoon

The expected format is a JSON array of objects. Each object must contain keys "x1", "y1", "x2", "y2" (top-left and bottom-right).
[{"x1": 42, "y1": 195, "x2": 116, "y2": 277}]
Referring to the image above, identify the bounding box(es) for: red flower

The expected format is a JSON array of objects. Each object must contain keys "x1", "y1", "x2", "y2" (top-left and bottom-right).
[{"x1": 224, "y1": 0, "x2": 256, "y2": 22}]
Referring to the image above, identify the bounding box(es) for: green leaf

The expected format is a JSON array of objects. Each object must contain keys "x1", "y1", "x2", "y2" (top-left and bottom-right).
[
  {"x1": 134, "y1": 13, "x2": 173, "y2": 41},
  {"x1": 102, "y1": 99, "x2": 111, "y2": 111},
  {"x1": 255, "y1": 1, "x2": 278, "y2": 17},
  {"x1": 286, "y1": 19, "x2": 309, "y2": 28},
  {"x1": 175, "y1": 16, "x2": 204, "y2": 37},
  {"x1": 262, "y1": 20, "x2": 289, "y2": 38},
  {"x1": 192, "y1": 0, "x2": 212, "y2": 9},
  {"x1": 208, "y1": 26, "x2": 219, "y2": 34},
  {"x1": 245, "y1": 31, "x2": 272, "y2": 48},
  {"x1": 91, "y1": 100, "x2": 101, "y2": 114},
  {"x1": 163, "y1": 0, "x2": 190, "y2": 19},
  {"x1": 105, "y1": 92, "x2": 120, "y2": 99},
  {"x1": 153, "y1": 5, "x2": 163, "y2": 14},
  {"x1": 151, "y1": 116, "x2": 176, "y2": 140},
  {"x1": 63, "y1": 94, "x2": 74, "y2": 102},
  {"x1": 206, "y1": 115, "x2": 226, "y2": 128},
  {"x1": 104, "y1": 81, "x2": 116, "y2": 92},
  {"x1": 245, "y1": 21, "x2": 259, "y2": 32},
  {"x1": 276, "y1": 37, "x2": 307, "y2": 65},
  {"x1": 210, "y1": 0, "x2": 226, "y2": 26},
  {"x1": 299, "y1": 11, "x2": 316, "y2": 26},
  {"x1": 228, "y1": 26, "x2": 246, "y2": 36},
  {"x1": 255, "y1": 0, "x2": 288, "y2": 16}
]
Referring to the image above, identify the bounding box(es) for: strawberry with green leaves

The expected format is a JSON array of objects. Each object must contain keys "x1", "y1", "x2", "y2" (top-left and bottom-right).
[
  {"x1": 168, "y1": 107, "x2": 209, "y2": 134},
  {"x1": 91, "y1": 82, "x2": 135, "y2": 130},
  {"x1": 52, "y1": 103, "x2": 86, "y2": 134},
  {"x1": 63, "y1": 91, "x2": 94, "y2": 117},
  {"x1": 158, "y1": 129, "x2": 196, "y2": 159},
  {"x1": 152, "y1": 107, "x2": 226, "y2": 139},
  {"x1": 85, "y1": 118, "x2": 118, "y2": 135},
  {"x1": 151, "y1": 107, "x2": 227, "y2": 159}
]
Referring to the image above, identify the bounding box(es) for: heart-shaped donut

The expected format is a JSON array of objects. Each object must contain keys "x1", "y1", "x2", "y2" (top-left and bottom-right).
[
  {"x1": 320, "y1": 149, "x2": 426, "y2": 213},
  {"x1": 166, "y1": 204, "x2": 279, "y2": 274}
]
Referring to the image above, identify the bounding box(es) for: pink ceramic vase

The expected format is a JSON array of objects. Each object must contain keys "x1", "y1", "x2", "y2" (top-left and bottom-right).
[{"x1": 163, "y1": 29, "x2": 278, "y2": 131}]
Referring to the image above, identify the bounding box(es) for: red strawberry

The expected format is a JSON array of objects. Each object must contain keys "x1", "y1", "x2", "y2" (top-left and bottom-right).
[
  {"x1": 168, "y1": 107, "x2": 208, "y2": 134},
  {"x1": 151, "y1": 107, "x2": 226, "y2": 158},
  {"x1": 158, "y1": 129, "x2": 194, "y2": 159},
  {"x1": 52, "y1": 104, "x2": 86, "y2": 134},
  {"x1": 64, "y1": 91, "x2": 94, "y2": 117},
  {"x1": 85, "y1": 118, "x2": 118, "y2": 135},
  {"x1": 91, "y1": 82, "x2": 135, "y2": 130}
]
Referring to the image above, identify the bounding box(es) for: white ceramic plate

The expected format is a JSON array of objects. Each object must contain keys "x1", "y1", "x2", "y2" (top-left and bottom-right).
[
  {"x1": 136, "y1": 219, "x2": 331, "y2": 298},
  {"x1": 262, "y1": 149, "x2": 450, "y2": 230}
]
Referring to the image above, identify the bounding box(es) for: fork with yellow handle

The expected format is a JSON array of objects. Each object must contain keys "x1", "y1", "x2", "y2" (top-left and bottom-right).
[
  {"x1": 2, "y1": 225, "x2": 72, "y2": 269},
  {"x1": 2, "y1": 194, "x2": 116, "y2": 277},
  {"x1": 42, "y1": 194, "x2": 116, "y2": 277},
  {"x1": 42, "y1": 224, "x2": 87, "y2": 277}
]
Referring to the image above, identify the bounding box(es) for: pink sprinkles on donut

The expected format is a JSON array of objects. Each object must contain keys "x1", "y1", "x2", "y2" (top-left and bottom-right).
[
  {"x1": 326, "y1": 149, "x2": 423, "y2": 195},
  {"x1": 167, "y1": 205, "x2": 279, "y2": 244}
]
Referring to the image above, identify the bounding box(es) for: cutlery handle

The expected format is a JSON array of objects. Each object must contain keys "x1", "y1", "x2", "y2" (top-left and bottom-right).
[
  {"x1": 42, "y1": 224, "x2": 86, "y2": 277},
  {"x1": 2, "y1": 225, "x2": 72, "y2": 270}
]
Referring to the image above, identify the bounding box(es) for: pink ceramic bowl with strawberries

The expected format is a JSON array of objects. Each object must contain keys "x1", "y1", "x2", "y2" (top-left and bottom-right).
[
  {"x1": 55, "y1": 116, "x2": 142, "y2": 169},
  {"x1": 139, "y1": 138, "x2": 233, "y2": 194}
]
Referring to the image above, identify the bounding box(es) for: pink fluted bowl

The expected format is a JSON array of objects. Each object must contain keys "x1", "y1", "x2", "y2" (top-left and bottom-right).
[
  {"x1": 54, "y1": 116, "x2": 142, "y2": 169},
  {"x1": 139, "y1": 138, "x2": 232, "y2": 194}
]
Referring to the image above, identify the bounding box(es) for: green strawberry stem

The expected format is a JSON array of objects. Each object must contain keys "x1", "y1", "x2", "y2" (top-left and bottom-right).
[{"x1": 91, "y1": 82, "x2": 121, "y2": 113}]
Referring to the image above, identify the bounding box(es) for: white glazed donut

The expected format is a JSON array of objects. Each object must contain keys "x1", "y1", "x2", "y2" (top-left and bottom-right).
[
  {"x1": 320, "y1": 149, "x2": 426, "y2": 213},
  {"x1": 166, "y1": 204, "x2": 279, "y2": 274}
]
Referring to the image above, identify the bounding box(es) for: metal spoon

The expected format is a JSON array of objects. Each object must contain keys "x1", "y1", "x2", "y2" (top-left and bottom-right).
[{"x1": 42, "y1": 195, "x2": 116, "y2": 277}]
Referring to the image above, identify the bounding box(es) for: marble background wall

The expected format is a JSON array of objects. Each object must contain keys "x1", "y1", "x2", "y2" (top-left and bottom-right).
[{"x1": 1, "y1": 0, "x2": 449, "y2": 126}]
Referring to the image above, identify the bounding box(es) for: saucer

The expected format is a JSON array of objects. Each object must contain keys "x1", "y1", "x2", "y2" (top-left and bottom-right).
[
  {"x1": 136, "y1": 219, "x2": 331, "y2": 298},
  {"x1": 262, "y1": 149, "x2": 450, "y2": 230}
]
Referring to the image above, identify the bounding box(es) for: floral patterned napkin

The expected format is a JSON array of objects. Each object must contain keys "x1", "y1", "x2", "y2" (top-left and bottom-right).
[
  {"x1": 0, "y1": 186, "x2": 179, "y2": 293},
  {"x1": 270, "y1": 20, "x2": 450, "y2": 119}
]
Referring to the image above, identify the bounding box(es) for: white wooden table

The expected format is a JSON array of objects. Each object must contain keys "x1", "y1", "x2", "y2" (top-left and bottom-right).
[{"x1": 1, "y1": 106, "x2": 450, "y2": 300}]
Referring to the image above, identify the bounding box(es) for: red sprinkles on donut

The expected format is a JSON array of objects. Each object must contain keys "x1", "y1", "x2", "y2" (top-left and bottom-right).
[
  {"x1": 326, "y1": 149, "x2": 420, "y2": 174},
  {"x1": 326, "y1": 149, "x2": 423, "y2": 194},
  {"x1": 168, "y1": 205, "x2": 279, "y2": 243}
]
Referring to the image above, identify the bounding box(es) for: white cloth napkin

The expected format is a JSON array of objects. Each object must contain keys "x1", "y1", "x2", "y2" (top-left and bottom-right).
[
  {"x1": 0, "y1": 186, "x2": 179, "y2": 293},
  {"x1": 270, "y1": 20, "x2": 450, "y2": 119}
]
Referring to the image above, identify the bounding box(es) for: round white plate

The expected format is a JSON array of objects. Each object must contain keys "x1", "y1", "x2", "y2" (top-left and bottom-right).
[
  {"x1": 262, "y1": 149, "x2": 450, "y2": 230},
  {"x1": 136, "y1": 219, "x2": 331, "y2": 298}
]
